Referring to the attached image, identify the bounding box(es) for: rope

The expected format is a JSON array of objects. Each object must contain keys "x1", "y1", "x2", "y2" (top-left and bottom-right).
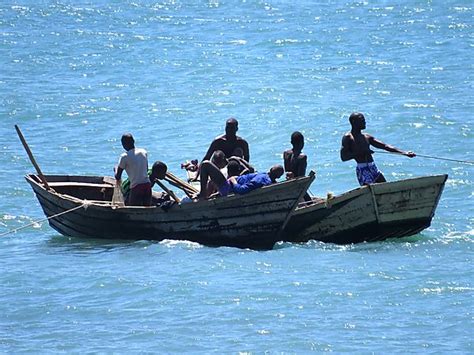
[
  {"x1": 0, "y1": 202, "x2": 90, "y2": 237},
  {"x1": 375, "y1": 150, "x2": 474, "y2": 165}
]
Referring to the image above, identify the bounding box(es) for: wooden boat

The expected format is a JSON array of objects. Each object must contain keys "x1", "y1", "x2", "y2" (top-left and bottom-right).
[
  {"x1": 283, "y1": 174, "x2": 448, "y2": 244},
  {"x1": 25, "y1": 173, "x2": 315, "y2": 250}
]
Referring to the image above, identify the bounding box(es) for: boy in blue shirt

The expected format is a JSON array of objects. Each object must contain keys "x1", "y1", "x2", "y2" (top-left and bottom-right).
[{"x1": 196, "y1": 161, "x2": 284, "y2": 200}]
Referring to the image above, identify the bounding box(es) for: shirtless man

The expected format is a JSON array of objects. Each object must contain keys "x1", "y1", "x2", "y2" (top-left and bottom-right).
[
  {"x1": 202, "y1": 118, "x2": 250, "y2": 162},
  {"x1": 283, "y1": 131, "x2": 307, "y2": 180},
  {"x1": 115, "y1": 133, "x2": 152, "y2": 206},
  {"x1": 340, "y1": 112, "x2": 416, "y2": 185},
  {"x1": 284, "y1": 131, "x2": 311, "y2": 201}
]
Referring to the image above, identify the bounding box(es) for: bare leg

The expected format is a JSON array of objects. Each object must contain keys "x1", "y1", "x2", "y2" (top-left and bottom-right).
[{"x1": 199, "y1": 161, "x2": 226, "y2": 199}]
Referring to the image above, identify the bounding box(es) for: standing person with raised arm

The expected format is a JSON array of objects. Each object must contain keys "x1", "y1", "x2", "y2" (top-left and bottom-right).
[
  {"x1": 114, "y1": 133, "x2": 152, "y2": 206},
  {"x1": 340, "y1": 112, "x2": 416, "y2": 185}
]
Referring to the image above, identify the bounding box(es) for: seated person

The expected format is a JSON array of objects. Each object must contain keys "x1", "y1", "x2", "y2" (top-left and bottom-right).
[
  {"x1": 206, "y1": 150, "x2": 228, "y2": 195},
  {"x1": 149, "y1": 161, "x2": 167, "y2": 187},
  {"x1": 122, "y1": 161, "x2": 168, "y2": 206},
  {"x1": 228, "y1": 165, "x2": 283, "y2": 195},
  {"x1": 228, "y1": 147, "x2": 255, "y2": 175},
  {"x1": 189, "y1": 118, "x2": 250, "y2": 182},
  {"x1": 196, "y1": 163, "x2": 284, "y2": 200},
  {"x1": 186, "y1": 148, "x2": 254, "y2": 182},
  {"x1": 181, "y1": 159, "x2": 199, "y2": 172}
]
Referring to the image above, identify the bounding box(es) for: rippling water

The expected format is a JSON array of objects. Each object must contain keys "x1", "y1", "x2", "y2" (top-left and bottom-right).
[{"x1": 1, "y1": 1, "x2": 472, "y2": 352}]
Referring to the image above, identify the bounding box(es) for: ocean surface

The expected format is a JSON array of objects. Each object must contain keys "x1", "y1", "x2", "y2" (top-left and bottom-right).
[{"x1": 1, "y1": 1, "x2": 472, "y2": 352}]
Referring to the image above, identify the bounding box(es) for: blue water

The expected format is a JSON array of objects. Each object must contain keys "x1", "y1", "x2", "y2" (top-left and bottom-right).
[{"x1": 1, "y1": 1, "x2": 473, "y2": 352}]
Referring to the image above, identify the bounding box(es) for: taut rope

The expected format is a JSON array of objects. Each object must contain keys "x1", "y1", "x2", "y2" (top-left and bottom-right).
[
  {"x1": 375, "y1": 151, "x2": 473, "y2": 165},
  {"x1": 0, "y1": 202, "x2": 90, "y2": 237}
]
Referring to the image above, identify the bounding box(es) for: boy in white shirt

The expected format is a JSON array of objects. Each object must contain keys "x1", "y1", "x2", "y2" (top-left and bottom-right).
[{"x1": 114, "y1": 133, "x2": 151, "y2": 206}]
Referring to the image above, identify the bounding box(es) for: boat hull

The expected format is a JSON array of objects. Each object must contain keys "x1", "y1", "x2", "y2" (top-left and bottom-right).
[
  {"x1": 26, "y1": 174, "x2": 313, "y2": 250},
  {"x1": 284, "y1": 175, "x2": 448, "y2": 244}
]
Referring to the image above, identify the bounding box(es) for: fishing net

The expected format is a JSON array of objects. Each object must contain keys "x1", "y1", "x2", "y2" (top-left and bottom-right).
[{"x1": 112, "y1": 183, "x2": 125, "y2": 206}]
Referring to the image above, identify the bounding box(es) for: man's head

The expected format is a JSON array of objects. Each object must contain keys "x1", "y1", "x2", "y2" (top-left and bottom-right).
[
  {"x1": 150, "y1": 161, "x2": 167, "y2": 181},
  {"x1": 268, "y1": 164, "x2": 284, "y2": 182},
  {"x1": 121, "y1": 133, "x2": 135, "y2": 151},
  {"x1": 225, "y1": 117, "x2": 239, "y2": 137},
  {"x1": 211, "y1": 150, "x2": 227, "y2": 169},
  {"x1": 349, "y1": 112, "x2": 366, "y2": 130},
  {"x1": 291, "y1": 131, "x2": 304, "y2": 151},
  {"x1": 227, "y1": 160, "x2": 241, "y2": 177}
]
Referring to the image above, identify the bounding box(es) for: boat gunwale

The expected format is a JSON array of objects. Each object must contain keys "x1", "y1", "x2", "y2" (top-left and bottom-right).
[
  {"x1": 294, "y1": 174, "x2": 448, "y2": 214},
  {"x1": 26, "y1": 173, "x2": 315, "y2": 212}
]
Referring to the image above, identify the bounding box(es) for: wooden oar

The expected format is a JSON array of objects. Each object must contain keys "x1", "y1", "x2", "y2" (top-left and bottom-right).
[
  {"x1": 165, "y1": 172, "x2": 198, "y2": 195},
  {"x1": 15, "y1": 125, "x2": 52, "y2": 190},
  {"x1": 154, "y1": 179, "x2": 181, "y2": 203},
  {"x1": 166, "y1": 172, "x2": 198, "y2": 193}
]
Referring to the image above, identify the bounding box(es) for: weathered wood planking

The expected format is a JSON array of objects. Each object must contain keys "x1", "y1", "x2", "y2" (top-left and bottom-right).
[
  {"x1": 26, "y1": 173, "x2": 447, "y2": 248},
  {"x1": 284, "y1": 174, "x2": 448, "y2": 244},
  {"x1": 26, "y1": 173, "x2": 314, "y2": 249}
]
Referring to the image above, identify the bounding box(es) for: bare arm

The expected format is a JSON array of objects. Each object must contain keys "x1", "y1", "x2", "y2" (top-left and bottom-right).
[
  {"x1": 114, "y1": 166, "x2": 124, "y2": 182},
  {"x1": 242, "y1": 140, "x2": 250, "y2": 162},
  {"x1": 296, "y1": 154, "x2": 307, "y2": 177},
  {"x1": 340, "y1": 135, "x2": 355, "y2": 161},
  {"x1": 233, "y1": 156, "x2": 254, "y2": 174},
  {"x1": 192, "y1": 141, "x2": 219, "y2": 182},
  {"x1": 283, "y1": 150, "x2": 291, "y2": 171},
  {"x1": 369, "y1": 136, "x2": 416, "y2": 157},
  {"x1": 202, "y1": 141, "x2": 219, "y2": 162}
]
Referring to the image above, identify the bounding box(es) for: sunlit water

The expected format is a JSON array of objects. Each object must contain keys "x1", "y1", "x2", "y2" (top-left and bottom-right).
[{"x1": 1, "y1": 1, "x2": 472, "y2": 352}]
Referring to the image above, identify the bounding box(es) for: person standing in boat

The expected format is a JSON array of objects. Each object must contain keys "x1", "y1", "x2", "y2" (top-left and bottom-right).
[
  {"x1": 114, "y1": 133, "x2": 152, "y2": 206},
  {"x1": 202, "y1": 117, "x2": 250, "y2": 162},
  {"x1": 188, "y1": 120, "x2": 252, "y2": 181},
  {"x1": 340, "y1": 112, "x2": 416, "y2": 185},
  {"x1": 283, "y1": 131, "x2": 311, "y2": 201},
  {"x1": 284, "y1": 131, "x2": 307, "y2": 180}
]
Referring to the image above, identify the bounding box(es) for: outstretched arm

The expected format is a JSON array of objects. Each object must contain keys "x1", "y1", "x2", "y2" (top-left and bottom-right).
[{"x1": 369, "y1": 136, "x2": 416, "y2": 157}]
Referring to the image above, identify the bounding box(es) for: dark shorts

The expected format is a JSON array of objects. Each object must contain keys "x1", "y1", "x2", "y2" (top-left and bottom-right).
[
  {"x1": 218, "y1": 180, "x2": 232, "y2": 197},
  {"x1": 129, "y1": 182, "x2": 152, "y2": 206}
]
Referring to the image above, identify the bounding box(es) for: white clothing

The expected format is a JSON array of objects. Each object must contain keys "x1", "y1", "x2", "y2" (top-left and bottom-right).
[
  {"x1": 220, "y1": 166, "x2": 228, "y2": 178},
  {"x1": 118, "y1": 148, "x2": 149, "y2": 188}
]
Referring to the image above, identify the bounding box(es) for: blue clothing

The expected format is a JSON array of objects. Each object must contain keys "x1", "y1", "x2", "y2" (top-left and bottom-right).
[
  {"x1": 218, "y1": 180, "x2": 233, "y2": 197},
  {"x1": 231, "y1": 173, "x2": 273, "y2": 194},
  {"x1": 356, "y1": 162, "x2": 382, "y2": 185}
]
